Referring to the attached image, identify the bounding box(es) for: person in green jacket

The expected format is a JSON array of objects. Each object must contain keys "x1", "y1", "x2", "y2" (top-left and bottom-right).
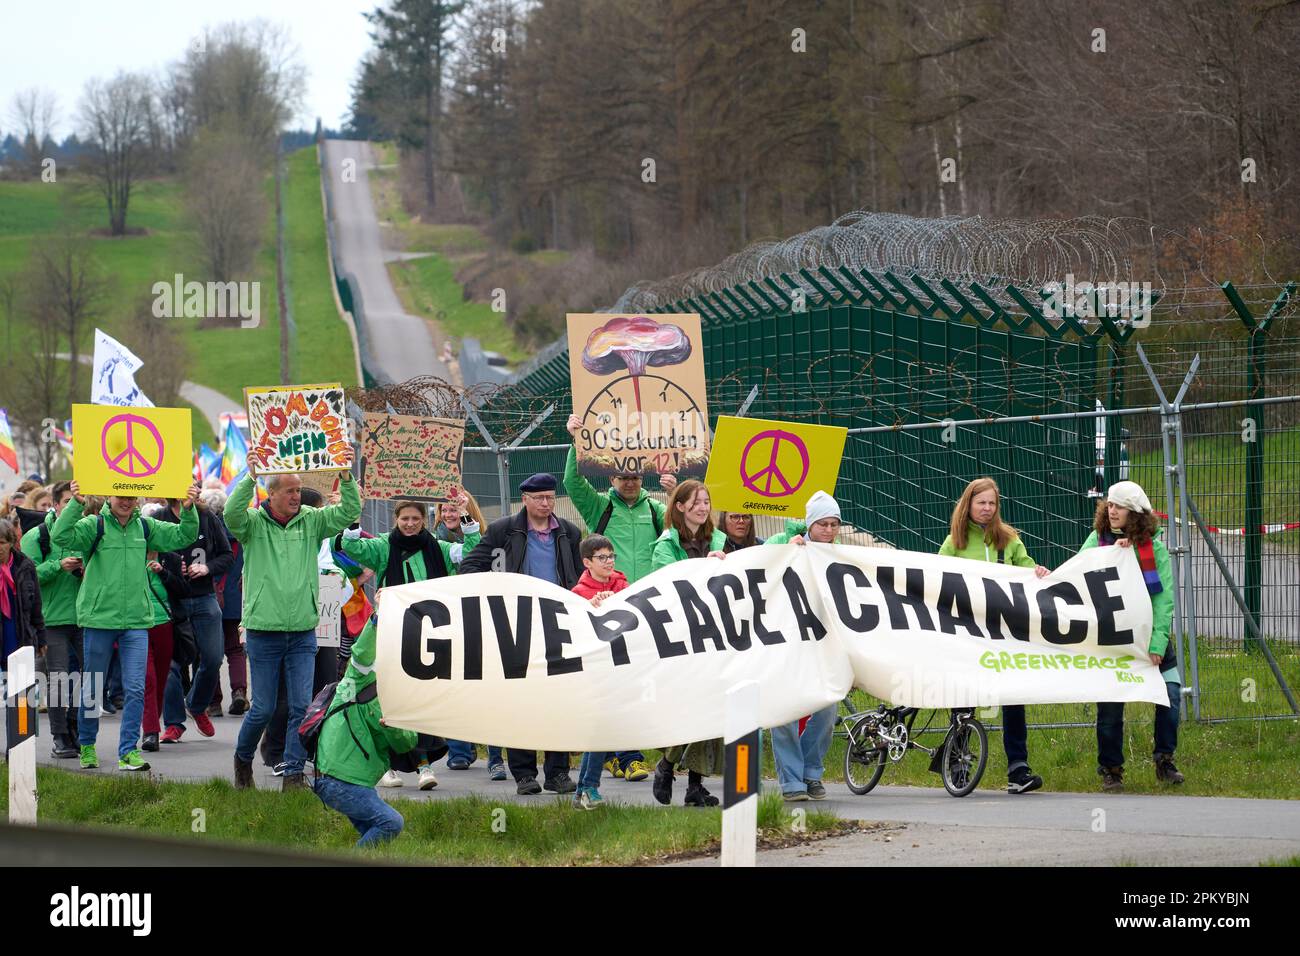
[
  {"x1": 312, "y1": 615, "x2": 419, "y2": 847},
  {"x1": 338, "y1": 494, "x2": 479, "y2": 785},
  {"x1": 19, "y1": 481, "x2": 83, "y2": 759},
  {"x1": 224, "y1": 466, "x2": 362, "y2": 790},
  {"x1": 1083, "y1": 480, "x2": 1184, "y2": 792},
  {"x1": 937, "y1": 477, "x2": 1049, "y2": 795},
  {"x1": 650, "y1": 479, "x2": 728, "y2": 807},
  {"x1": 53, "y1": 480, "x2": 200, "y2": 773},
  {"x1": 565, "y1": 414, "x2": 676, "y2": 583}
]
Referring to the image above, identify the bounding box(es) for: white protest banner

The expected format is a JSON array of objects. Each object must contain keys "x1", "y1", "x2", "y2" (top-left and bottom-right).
[
  {"x1": 316, "y1": 573, "x2": 350, "y2": 648},
  {"x1": 375, "y1": 543, "x2": 1167, "y2": 751},
  {"x1": 91, "y1": 329, "x2": 153, "y2": 407}
]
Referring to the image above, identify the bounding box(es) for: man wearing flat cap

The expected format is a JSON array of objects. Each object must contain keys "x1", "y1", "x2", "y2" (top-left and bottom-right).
[{"x1": 460, "y1": 472, "x2": 583, "y2": 795}]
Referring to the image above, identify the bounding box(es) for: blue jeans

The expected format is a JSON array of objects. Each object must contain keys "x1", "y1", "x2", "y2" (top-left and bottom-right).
[
  {"x1": 79, "y1": 628, "x2": 148, "y2": 759},
  {"x1": 446, "y1": 740, "x2": 504, "y2": 765},
  {"x1": 235, "y1": 629, "x2": 317, "y2": 775},
  {"x1": 1097, "y1": 682, "x2": 1182, "y2": 768},
  {"x1": 770, "y1": 704, "x2": 837, "y2": 795},
  {"x1": 578, "y1": 751, "x2": 611, "y2": 791},
  {"x1": 313, "y1": 774, "x2": 404, "y2": 847},
  {"x1": 162, "y1": 595, "x2": 224, "y2": 726}
]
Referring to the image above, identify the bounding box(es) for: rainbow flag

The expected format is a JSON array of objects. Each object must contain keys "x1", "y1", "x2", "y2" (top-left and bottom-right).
[
  {"x1": 0, "y1": 409, "x2": 17, "y2": 473},
  {"x1": 220, "y1": 417, "x2": 249, "y2": 489},
  {"x1": 342, "y1": 585, "x2": 373, "y2": 636},
  {"x1": 198, "y1": 443, "x2": 221, "y2": 481},
  {"x1": 54, "y1": 427, "x2": 74, "y2": 464}
]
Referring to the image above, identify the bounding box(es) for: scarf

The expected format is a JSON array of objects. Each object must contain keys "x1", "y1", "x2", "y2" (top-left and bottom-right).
[
  {"x1": 1099, "y1": 528, "x2": 1162, "y2": 594},
  {"x1": 384, "y1": 528, "x2": 445, "y2": 588},
  {"x1": 0, "y1": 552, "x2": 13, "y2": 618}
]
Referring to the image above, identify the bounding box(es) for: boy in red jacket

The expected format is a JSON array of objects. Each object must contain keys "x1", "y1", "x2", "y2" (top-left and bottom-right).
[{"x1": 572, "y1": 535, "x2": 642, "y2": 808}]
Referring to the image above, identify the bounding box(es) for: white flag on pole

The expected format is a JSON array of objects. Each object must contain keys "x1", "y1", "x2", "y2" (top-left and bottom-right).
[{"x1": 90, "y1": 328, "x2": 153, "y2": 407}]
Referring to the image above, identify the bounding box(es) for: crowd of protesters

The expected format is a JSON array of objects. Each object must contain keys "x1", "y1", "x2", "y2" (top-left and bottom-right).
[{"x1": 0, "y1": 418, "x2": 1185, "y2": 846}]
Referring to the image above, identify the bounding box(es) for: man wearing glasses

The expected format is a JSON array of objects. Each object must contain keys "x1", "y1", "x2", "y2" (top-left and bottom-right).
[{"x1": 460, "y1": 472, "x2": 583, "y2": 795}]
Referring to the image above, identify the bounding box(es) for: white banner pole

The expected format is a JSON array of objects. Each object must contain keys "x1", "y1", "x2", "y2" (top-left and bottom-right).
[
  {"x1": 6, "y1": 646, "x2": 38, "y2": 825},
  {"x1": 721, "y1": 679, "x2": 759, "y2": 867}
]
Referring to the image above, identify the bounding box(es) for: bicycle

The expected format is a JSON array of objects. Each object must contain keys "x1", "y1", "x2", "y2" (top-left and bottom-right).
[{"x1": 840, "y1": 703, "x2": 989, "y2": 798}]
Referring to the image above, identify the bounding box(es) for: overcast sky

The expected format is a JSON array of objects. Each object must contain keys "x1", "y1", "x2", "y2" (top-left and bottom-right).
[{"x1": 1, "y1": 0, "x2": 379, "y2": 137}]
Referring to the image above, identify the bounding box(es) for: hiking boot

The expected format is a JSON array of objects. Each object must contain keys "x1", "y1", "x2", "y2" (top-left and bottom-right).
[
  {"x1": 805, "y1": 779, "x2": 827, "y2": 800},
  {"x1": 573, "y1": 787, "x2": 604, "y2": 810},
  {"x1": 684, "y1": 784, "x2": 720, "y2": 807},
  {"x1": 783, "y1": 789, "x2": 811, "y2": 802},
  {"x1": 488, "y1": 761, "x2": 507, "y2": 781},
  {"x1": 118, "y1": 750, "x2": 151, "y2": 772},
  {"x1": 544, "y1": 772, "x2": 577, "y2": 794},
  {"x1": 516, "y1": 776, "x2": 542, "y2": 795},
  {"x1": 141, "y1": 733, "x2": 160, "y2": 752},
  {"x1": 1007, "y1": 765, "x2": 1044, "y2": 794},
  {"x1": 228, "y1": 689, "x2": 249, "y2": 716},
  {"x1": 51, "y1": 734, "x2": 78, "y2": 759},
  {"x1": 161, "y1": 725, "x2": 184, "y2": 744},
  {"x1": 1100, "y1": 765, "x2": 1124, "y2": 792},
  {"x1": 190, "y1": 710, "x2": 216, "y2": 738},
  {"x1": 207, "y1": 702, "x2": 223, "y2": 718},
  {"x1": 603, "y1": 757, "x2": 625, "y2": 779},
  {"x1": 652, "y1": 758, "x2": 674, "y2": 805},
  {"x1": 1154, "y1": 753, "x2": 1185, "y2": 784},
  {"x1": 79, "y1": 744, "x2": 99, "y2": 769},
  {"x1": 282, "y1": 773, "x2": 308, "y2": 791},
  {"x1": 234, "y1": 755, "x2": 254, "y2": 789},
  {"x1": 623, "y1": 759, "x2": 652, "y2": 781}
]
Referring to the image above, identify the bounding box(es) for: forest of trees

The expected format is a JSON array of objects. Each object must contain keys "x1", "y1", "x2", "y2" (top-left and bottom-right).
[{"x1": 350, "y1": 0, "x2": 1299, "y2": 340}]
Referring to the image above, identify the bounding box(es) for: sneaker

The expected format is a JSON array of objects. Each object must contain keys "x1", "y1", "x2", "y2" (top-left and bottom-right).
[
  {"x1": 1100, "y1": 765, "x2": 1124, "y2": 792},
  {"x1": 1154, "y1": 753, "x2": 1185, "y2": 784},
  {"x1": 100, "y1": 698, "x2": 117, "y2": 716},
  {"x1": 573, "y1": 787, "x2": 604, "y2": 810},
  {"x1": 684, "y1": 784, "x2": 720, "y2": 807},
  {"x1": 1007, "y1": 766, "x2": 1044, "y2": 794},
  {"x1": 161, "y1": 725, "x2": 184, "y2": 744},
  {"x1": 118, "y1": 750, "x2": 150, "y2": 772},
  {"x1": 141, "y1": 733, "x2": 160, "y2": 752},
  {"x1": 271, "y1": 762, "x2": 289, "y2": 777},
  {"x1": 228, "y1": 689, "x2": 249, "y2": 716},
  {"x1": 446, "y1": 755, "x2": 471, "y2": 771},
  {"x1": 652, "y1": 758, "x2": 674, "y2": 805},
  {"x1": 79, "y1": 744, "x2": 98, "y2": 769},
  {"x1": 488, "y1": 761, "x2": 508, "y2": 781},
  {"x1": 544, "y1": 773, "x2": 577, "y2": 794},
  {"x1": 378, "y1": 770, "x2": 404, "y2": 788},
  {"x1": 418, "y1": 766, "x2": 439, "y2": 790},
  {"x1": 603, "y1": 758, "x2": 625, "y2": 779},
  {"x1": 190, "y1": 710, "x2": 216, "y2": 738},
  {"x1": 805, "y1": 779, "x2": 827, "y2": 800},
  {"x1": 51, "y1": 734, "x2": 78, "y2": 759},
  {"x1": 207, "y1": 702, "x2": 223, "y2": 718},
  {"x1": 783, "y1": 789, "x2": 811, "y2": 802},
  {"x1": 234, "y1": 756, "x2": 254, "y2": 789},
  {"x1": 623, "y1": 759, "x2": 651, "y2": 782},
  {"x1": 516, "y1": 776, "x2": 542, "y2": 795}
]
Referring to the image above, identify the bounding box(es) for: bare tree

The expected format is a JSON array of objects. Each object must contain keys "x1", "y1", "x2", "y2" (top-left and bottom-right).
[
  {"x1": 78, "y1": 72, "x2": 153, "y2": 235},
  {"x1": 28, "y1": 235, "x2": 108, "y2": 401},
  {"x1": 183, "y1": 123, "x2": 267, "y2": 288},
  {"x1": 8, "y1": 87, "x2": 58, "y2": 179}
]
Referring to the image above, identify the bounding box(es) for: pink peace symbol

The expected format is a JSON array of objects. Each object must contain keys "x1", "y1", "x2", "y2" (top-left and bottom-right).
[
  {"x1": 740, "y1": 429, "x2": 810, "y2": 498},
  {"x1": 101, "y1": 414, "x2": 165, "y2": 479}
]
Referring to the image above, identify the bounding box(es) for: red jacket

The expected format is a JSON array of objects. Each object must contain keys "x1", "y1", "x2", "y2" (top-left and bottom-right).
[{"x1": 572, "y1": 569, "x2": 629, "y2": 600}]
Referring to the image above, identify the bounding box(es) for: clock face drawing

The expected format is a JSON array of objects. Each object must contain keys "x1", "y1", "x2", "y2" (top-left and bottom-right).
[{"x1": 577, "y1": 374, "x2": 709, "y2": 479}]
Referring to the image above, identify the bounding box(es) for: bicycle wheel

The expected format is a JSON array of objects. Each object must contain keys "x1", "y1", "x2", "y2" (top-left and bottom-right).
[
  {"x1": 940, "y1": 716, "x2": 988, "y2": 797},
  {"x1": 843, "y1": 714, "x2": 888, "y2": 795}
]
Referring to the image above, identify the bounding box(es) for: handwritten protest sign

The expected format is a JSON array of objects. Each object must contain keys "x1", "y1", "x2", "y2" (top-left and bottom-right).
[
  {"x1": 360, "y1": 413, "x2": 464, "y2": 501},
  {"x1": 704, "y1": 416, "x2": 848, "y2": 517},
  {"x1": 71, "y1": 403, "x2": 193, "y2": 497},
  {"x1": 245, "y1": 384, "x2": 350, "y2": 474},
  {"x1": 566, "y1": 313, "x2": 710, "y2": 481},
  {"x1": 316, "y1": 573, "x2": 350, "y2": 648}
]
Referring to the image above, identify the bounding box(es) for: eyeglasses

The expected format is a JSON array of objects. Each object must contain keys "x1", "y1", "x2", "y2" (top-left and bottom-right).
[
  {"x1": 523, "y1": 494, "x2": 556, "y2": 503},
  {"x1": 589, "y1": 553, "x2": 616, "y2": 562},
  {"x1": 727, "y1": 514, "x2": 752, "y2": 522},
  {"x1": 613, "y1": 474, "x2": 642, "y2": 481}
]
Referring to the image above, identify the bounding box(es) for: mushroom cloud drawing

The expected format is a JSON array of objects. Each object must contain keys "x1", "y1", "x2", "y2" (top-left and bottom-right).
[{"x1": 581, "y1": 316, "x2": 692, "y2": 414}]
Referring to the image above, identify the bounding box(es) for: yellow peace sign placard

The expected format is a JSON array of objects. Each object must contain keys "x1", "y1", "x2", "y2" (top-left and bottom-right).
[
  {"x1": 72, "y1": 404, "x2": 194, "y2": 498},
  {"x1": 703, "y1": 416, "x2": 847, "y2": 517}
]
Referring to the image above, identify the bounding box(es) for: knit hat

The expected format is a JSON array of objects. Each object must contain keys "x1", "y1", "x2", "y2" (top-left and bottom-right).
[
  {"x1": 805, "y1": 490, "x2": 841, "y2": 526},
  {"x1": 1107, "y1": 480, "x2": 1152, "y2": 514}
]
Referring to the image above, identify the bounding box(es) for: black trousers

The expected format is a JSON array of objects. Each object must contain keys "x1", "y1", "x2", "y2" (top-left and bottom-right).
[
  {"x1": 507, "y1": 749, "x2": 570, "y2": 783},
  {"x1": 42, "y1": 625, "x2": 83, "y2": 736}
]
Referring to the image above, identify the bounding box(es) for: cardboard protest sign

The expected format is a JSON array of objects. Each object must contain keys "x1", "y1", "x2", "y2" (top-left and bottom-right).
[
  {"x1": 566, "y1": 313, "x2": 710, "y2": 480},
  {"x1": 316, "y1": 573, "x2": 350, "y2": 648},
  {"x1": 71, "y1": 403, "x2": 193, "y2": 497},
  {"x1": 376, "y1": 543, "x2": 1166, "y2": 751},
  {"x1": 245, "y1": 384, "x2": 350, "y2": 474},
  {"x1": 360, "y1": 413, "x2": 464, "y2": 501},
  {"x1": 704, "y1": 416, "x2": 848, "y2": 517}
]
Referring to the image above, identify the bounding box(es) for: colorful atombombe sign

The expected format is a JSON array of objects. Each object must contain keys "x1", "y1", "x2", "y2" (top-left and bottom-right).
[{"x1": 566, "y1": 313, "x2": 711, "y2": 481}]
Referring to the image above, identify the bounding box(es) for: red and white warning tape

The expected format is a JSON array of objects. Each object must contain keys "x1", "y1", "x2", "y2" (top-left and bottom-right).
[{"x1": 1153, "y1": 511, "x2": 1300, "y2": 536}]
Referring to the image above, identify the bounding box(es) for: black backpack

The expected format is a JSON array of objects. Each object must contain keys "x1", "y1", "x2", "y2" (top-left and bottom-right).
[
  {"x1": 595, "y1": 498, "x2": 662, "y2": 537},
  {"x1": 41, "y1": 513, "x2": 151, "y2": 562},
  {"x1": 299, "y1": 680, "x2": 379, "y2": 762}
]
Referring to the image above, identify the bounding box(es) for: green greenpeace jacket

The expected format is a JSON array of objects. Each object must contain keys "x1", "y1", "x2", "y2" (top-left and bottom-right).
[
  {"x1": 564, "y1": 446, "x2": 666, "y2": 584},
  {"x1": 341, "y1": 527, "x2": 481, "y2": 583},
  {"x1": 317, "y1": 618, "x2": 418, "y2": 787},
  {"x1": 1080, "y1": 529, "x2": 1175, "y2": 665},
  {"x1": 223, "y1": 473, "x2": 362, "y2": 631},
  {"x1": 764, "y1": 519, "x2": 808, "y2": 545},
  {"x1": 938, "y1": 522, "x2": 1037, "y2": 568},
  {"x1": 651, "y1": 527, "x2": 728, "y2": 569},
  {"x1": 51, "y1": 499, "x2": 198, "y2": 630},
  {"x1": 19, "y1": 510, "x2": 82, "y2": 627}
]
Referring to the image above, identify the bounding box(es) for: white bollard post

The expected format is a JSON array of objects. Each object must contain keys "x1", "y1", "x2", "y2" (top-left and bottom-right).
[
  {"x1": 721, "y1": 679, "x2": 759, "y2": 867},
  {"x1": 6, "y1": 645, "x2": 38, "y2": 825}
]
